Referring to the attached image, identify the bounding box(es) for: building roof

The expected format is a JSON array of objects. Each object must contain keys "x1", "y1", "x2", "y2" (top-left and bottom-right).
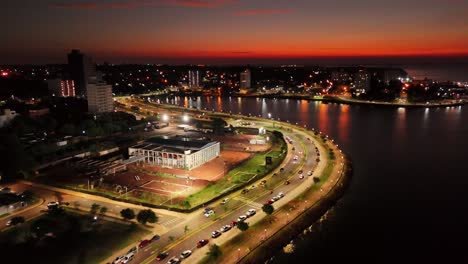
[{"x1": 145, "y1": 137, "x2": 216, "y2": 150}]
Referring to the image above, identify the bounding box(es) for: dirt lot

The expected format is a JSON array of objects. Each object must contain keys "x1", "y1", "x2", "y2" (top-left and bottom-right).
[{"x1": 211, "y1": 134, "x2": 270, "y2": 152}]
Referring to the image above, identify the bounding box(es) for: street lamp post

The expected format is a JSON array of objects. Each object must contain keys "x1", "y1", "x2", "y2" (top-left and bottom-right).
[{"x1": 237, "y1": 248, "x2": 240, "y2": 262}]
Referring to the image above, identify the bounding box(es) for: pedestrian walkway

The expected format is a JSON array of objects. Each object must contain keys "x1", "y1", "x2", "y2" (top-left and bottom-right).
[{"x1": 233, "y1": 197, "x2": 263, "y2": 209}]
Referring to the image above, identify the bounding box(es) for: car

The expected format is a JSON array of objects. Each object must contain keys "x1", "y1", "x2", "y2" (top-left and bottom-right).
[
  {"x1": 220, "y1": 198, "x2": 229, "y2": 205},
  {"x1": 307, "y1": 171, "x2": 312, "y2": 176},
  {"x1": 180, "y1": 250, "x2": 192, "y2": 259},
  {"x1": 271, "y1": 196, "x2": 280, "y2": 202},
  {"x1": 250, "y1": 185, "x2": 256, "y2": 190},
  {"x1": 298, "y1": 170, "x2": 303, "y2": 174},
  {"x1": 220, "y1": 225, "x2": 232, "y2": 232},
  {"x1": 47, "y1": 201, "x2": 59, "y2": 207},
  {"x1": 316, "y1": 158, "x2": 320, "y2": 162},
  {"x1": 122, "y1": 252, "x2": 134, "y2": 264},
  {"x1": 231, "y1": 221, "x2": 238, "y2": 226},
  {"x1": 299, "y1": 175, "x2": 304, "y2": 179},
  {"x1": 260, "y1": 180, "x2": 267, "y2": 186},
  {"x1": 127, "y1": 246, "x2": 137, "y2": 254},
  {"x1": 6, "y1": 219, "x2": 12, "y2": 226},
  {"x1": 167, "y1": 257, "x2": 181, "y2": 264},
  {"x1": 265, "y1": 199, "x2": 274, "y2": 205},
  {"x1": 150, "y1": 234, "x2": 161, "y2": 242},
  {"x1": 280, "y1": 167, "x2": 285, "y2": 172},
  {"x1": 237, "y1": 215, "x2": 247, "y2": 222},
  {"x1": 203, "y1": 207, "x2": 213, "y2": 213},
  {"x1": 284, "y1": 181, "x2": 290, "y2": 185},
  {"x1": 241, "y1": 189, "x2": 249, "y2": 194},
  {"x1": 211, "y1": 230, "x2": 221, "y2": 238},
  {"x1": 112, "y1": 255, "x2": 125, "y2": 264},
  {"x1": 197, "y1": 239, "x2": 209, "y2": 248},
  {"x1": 156, "y1": 252, "x2": 169, "y2": 261},
  {"x1": 278, "y1": 192, "x2": 285, "y2": 198},
  {"x1": 246, "y1": 209, "x2": 256, "y2": 217},
  {"x1": 204, "y1": 210, "x2": 215, "y2": 217},
  {"x1": 293, "y1": 156, "x2": 298, "y2": 160},
  {"x1": 139, "y1": 239, "x2": 150, "y2": 248}
]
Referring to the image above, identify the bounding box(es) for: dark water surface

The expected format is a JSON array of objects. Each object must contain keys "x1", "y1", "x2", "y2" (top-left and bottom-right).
[{"x1": 164, "y1": 96, "x2": 468, "y2": 262}]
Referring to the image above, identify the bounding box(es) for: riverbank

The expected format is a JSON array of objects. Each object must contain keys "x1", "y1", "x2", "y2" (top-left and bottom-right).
[{"x1": 203, "y1": 93, "x2": 466, "y2": 108}]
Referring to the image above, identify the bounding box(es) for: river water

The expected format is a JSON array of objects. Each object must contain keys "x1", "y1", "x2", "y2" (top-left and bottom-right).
[{"x1": 161, "y1": 96, "x2": 468, "y2": 262}]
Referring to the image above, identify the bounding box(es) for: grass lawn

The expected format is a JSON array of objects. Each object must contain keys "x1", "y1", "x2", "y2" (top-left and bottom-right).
[
  {"x1": 183, "y1": 133, "x2": 287, "y2": 208},
  {"x1": 0, "y1": 210, "x2": 149, "y2": 264}
]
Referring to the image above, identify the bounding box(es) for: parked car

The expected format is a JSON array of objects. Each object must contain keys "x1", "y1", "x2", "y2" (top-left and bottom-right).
[
  {"x1": 246, "y1": 209, "x2": 256, "y2": 217},
  {"x1": 298, "y1": 170, "x2": 303, "y2": 174},
  {"x1": 150, "y1": 234, "x2": 161, "y2": 242},
  {"x1": 260, "y1": 180, "x2": 267, "y2": 186},
  {"x1": 277, "y1": 192, "x2": 285, "y2": 198},
  {"x1": 265, "y1": 199, "x2": 274, "y2": 205},
  {"x1": 271, "y1": 196, "x2": 280, "y2": 202},
  {"x1": 204, "y1": 210, "x2": 215, "y2": 217},
  {"x1": 127, "y1": 246, "x2": 137, "y2": 254},
  {"x1": 180, "y1": 250, "x2": 192, "y2": 259},
  {"x1": 220, "y1": 198, "x2": 229, "y2": 205},
  {"x1": 156, "y1": 252, "x2": 169, "y2": 261},
  {"x1": 307, "y1": 171, "x2": 312, "y2": 176},
  {"x1": 231, "y1": 221, "x2": 238, "y2": 226},
  {"x1": 112, "y1": 255, "x2": 125, "y2": 264},
  {"x1": 122, "y1": 252, "x2": 134, "y2": 264},
  {"x1": 211, "y1": 230, "x2": 222, "y2": 238},
  {"x1": 237, "y1": 215, "x2": 247, "y2": 222},
  {"x1": 197, "y1": 239, "x2": 209, "y2": 248},
  {"x1": 139, "y1": 239, "x2": 150, "y2": 248},
  {"x1": 284, "y1": 180, "x2": 290, "y2": 185},
  {"x1": 299, "y1": 175, "x2": 304, "y2": 179},
  {"x1": 167, "y1": 257, "x2": 180, "y2": 264},
  {"x1": 220, "y1": 225, "x2": 232, "y2": 232},
  {"x1": 250, "y1": 185, "x2": 256, "y2": 190},
  {"x1": 241, "y1": 189, "x2": 249, "y2": 194}
]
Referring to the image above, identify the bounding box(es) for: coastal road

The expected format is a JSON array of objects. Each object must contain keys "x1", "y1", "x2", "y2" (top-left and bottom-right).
[{"x1": 118, "y1": 117, "x2": 319, "y2": 264}]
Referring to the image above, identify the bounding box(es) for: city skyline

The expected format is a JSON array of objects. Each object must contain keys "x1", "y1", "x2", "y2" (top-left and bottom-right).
[{"x1": 2, "y1": 0, "x2": 468, "y2": 64}]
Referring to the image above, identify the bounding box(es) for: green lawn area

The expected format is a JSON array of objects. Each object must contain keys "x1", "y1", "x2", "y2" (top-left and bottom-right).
[
  {"x1": 183, "y1": 132, "x2": 287, "y2": 208},
  {"x1": 0, "y1": 210, "x2": 149, "y2": 264}
]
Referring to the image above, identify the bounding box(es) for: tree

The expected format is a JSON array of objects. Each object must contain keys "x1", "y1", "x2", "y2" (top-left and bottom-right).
[
  {"x1": 99, "y1": 206, "x2": 108, "y2": 216},
  {"x1": 136, "y1": 209, "x2": 158, "y2": 225},
  {"x1": 90, "y1": 203, "x2": 101, "y2": 215},
  {"x1": 211, "y1": 117, "x2": 226, "y2": 134},
  {"x1": 237, "y1": 221, "x2": 249, "y2": 231},
  {"x1": 10, "y1": 216, "x2": 25, "y2": 226},
  {"x1": 120, "y1": 208, "x2": 135, "y2": 221},
  {"x1": 207, "y1": 244, "x2": 222, "y2": 258},
  {"x1": 262, "y1": 203, "x2": 274, "y2": 215}
]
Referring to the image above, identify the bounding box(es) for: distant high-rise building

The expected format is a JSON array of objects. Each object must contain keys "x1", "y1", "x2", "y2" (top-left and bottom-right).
[
  {"x1": 188, "y1": 70, "x2": 200, "y2": 88},
  {"x1": 87, "y1": 83, "x2": 113, "y2": 113},
  {"x1": 354, "y1": 69, "x2": 371, "y2": 93},
  {"x1": 68, "y1": 49, "x2": 96, "y2": 97},
  {"x1": 47, "y1": 79, "x2": 75, "y2": 97},
  {"x1": 331, "y1": 68, "x2": 352, "y2": 84},
  {"x1": 240, "y1": 69, "x2": 251, "y2": 89}
]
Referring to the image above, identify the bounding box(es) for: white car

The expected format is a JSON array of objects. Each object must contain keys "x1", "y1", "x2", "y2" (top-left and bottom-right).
[
  {"x1": 122, "y1": 252, "x2": 134, "y2": 264},
  {"x1": 307, "y1": 171, "x2": 312, "y2": 176},
  {"x1": 246, "y1": 209, "x2": 256, "y2": 217},
  {"x1": 220, "y1": 198, "x2": 229, "y2": 205},
  {"x1": 278, "y1": 192, "x2": 285, "y2": 198},
  {"x1": 220, "y1": 225, "x2": 232, "y2": 232},
  {"x1": 272, "y1": 196, "x2": 280, "y2": 202},
  {"x1": 237, "y1": 215, "x2": 247, "y2": 222},
  {"x1": 112, "y1": 256, "x2": 125, "y2": 264},
  {"x1": 204, "y1": 210, "x2": 214, "y2": 217},
  {"x1": 47, "y1": 201, "x2": 59, "y2": 207},
  {"x1": 180, "y1": 250, "x2": 192, "y2": 259}
]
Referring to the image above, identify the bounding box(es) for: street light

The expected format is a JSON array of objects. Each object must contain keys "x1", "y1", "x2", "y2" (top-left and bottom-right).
[
  {"x1": 183, "y1": 114, "x2": 189, "y2": 122},
  {"x1": 237, "y1": 248, "x2": 241, "y2": 262},
  {"x1": 162, "y1": 114, "x2": 169, "y2": 122}
]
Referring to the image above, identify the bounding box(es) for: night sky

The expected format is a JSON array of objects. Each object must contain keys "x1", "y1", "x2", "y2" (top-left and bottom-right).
[{"x1": 2, "y1": 0, "x2": 468, "y2": 64}]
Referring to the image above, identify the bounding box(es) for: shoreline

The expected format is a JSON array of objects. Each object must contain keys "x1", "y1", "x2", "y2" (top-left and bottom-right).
[{"x1": 157, "y1": 93, "x2": 466, "y2": 108}]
